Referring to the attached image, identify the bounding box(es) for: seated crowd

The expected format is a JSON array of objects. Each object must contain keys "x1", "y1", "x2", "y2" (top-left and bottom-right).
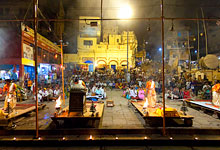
[
  {"x1": 122, "y1": 85, "x2": 146, "y2": 100},
  {"x1": 165, "y1": 80, "x2": 213, "y2": 100},
  {"x1": 86, "y1": 85, "x2": 107, "y2": 100},
  {"x1": 37, "y1": 86, "x2": 61, "y2": 102}
]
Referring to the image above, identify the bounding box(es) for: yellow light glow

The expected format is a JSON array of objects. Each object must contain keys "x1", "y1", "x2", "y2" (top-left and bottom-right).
[
  {"x1": 200, "y1": 33, "x2": 204, "y2": 36},
  {"x1": 193, "y1": 37, "x2": 196, "y2": 41},
  {"x1": 118, "y1": 5, "x2": 132, "y2": 19},
  {"x1": 89, "y1": 135, "x2": 93, "y2": 140}
]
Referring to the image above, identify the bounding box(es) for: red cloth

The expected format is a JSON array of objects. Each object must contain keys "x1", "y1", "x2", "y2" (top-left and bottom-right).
[
  {"x1": 131, "y1": 96, "x2": 138, "y2": 99},
  {"x1": 183, "y1": 91, "x2": 191, "y2": 99}
]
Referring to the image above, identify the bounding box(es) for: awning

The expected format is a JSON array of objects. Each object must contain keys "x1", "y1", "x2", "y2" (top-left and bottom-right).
[{"x1": 84, "y1": 60, "x2": 93, "y2": 63}]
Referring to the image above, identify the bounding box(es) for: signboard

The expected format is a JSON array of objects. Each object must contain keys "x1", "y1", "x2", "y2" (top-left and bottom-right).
[
  {"x1": 21, "y1": 23, "x2": 61, "y2": 53},
  {"x1": 22, "y1": 58, "x2": 35, "y2": 66},
  {"x1": 23, "y1": 43, "x2": 33, "y2": 60},
  {"x1": 22, "y1": 43, "x2": 35, "y2": 66}
]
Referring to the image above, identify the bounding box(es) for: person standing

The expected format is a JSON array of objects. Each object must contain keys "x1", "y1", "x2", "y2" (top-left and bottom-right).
[
  {"x1": 212, "y1": 82, "x2": 220, "y2": 106},
  {"x1": 27, "y1": 79, "x2": 32, "y2": 91},
  {"x1": 146, "y1": 77, "x2": 156, "y2": 108},
  {"x1": 3, "y1": 79, "x2": 17, "y2": 113}
]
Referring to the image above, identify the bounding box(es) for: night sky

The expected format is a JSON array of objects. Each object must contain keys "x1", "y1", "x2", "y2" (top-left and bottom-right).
[{"x1": 1, "y1": 0, "x2": 220, "y2": 58}]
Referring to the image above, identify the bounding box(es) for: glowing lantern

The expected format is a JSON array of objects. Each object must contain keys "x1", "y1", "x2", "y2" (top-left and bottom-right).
[{"x1": 55, "y1": 96, "x2": 62, "y2": 109}]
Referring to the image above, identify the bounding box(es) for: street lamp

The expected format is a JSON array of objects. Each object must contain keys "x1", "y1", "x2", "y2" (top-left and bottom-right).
[
  {"x1": 118, "y1": 4, "x2": 132, "y2": 19},
  {"x1": 118, "y1": 4, "x2": 132, "y2": 82}
]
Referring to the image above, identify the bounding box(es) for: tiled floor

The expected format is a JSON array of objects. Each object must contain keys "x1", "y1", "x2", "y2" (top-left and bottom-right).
[{"x1": 101, "y1": 90, "x2": 144, "y2": 129}]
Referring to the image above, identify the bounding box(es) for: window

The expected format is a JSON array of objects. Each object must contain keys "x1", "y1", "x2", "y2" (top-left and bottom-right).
[
  {"x1": 84, "y1": 40, "x2": 93, "y2": 46},
  {"x1": 90, "y1": 22, "x2": 98, "y2": 27},
  {"x1": 42, "y1": 50, "x2": 48, "y2": 62},
  {"x1": 38, "y1": 47, "x2": 42, "y2": 57}
]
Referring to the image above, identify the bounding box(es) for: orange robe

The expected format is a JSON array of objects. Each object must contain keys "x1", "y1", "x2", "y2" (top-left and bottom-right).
[
  {"x1": 3, "y1": 84, "x2": 17, "y2": 96},
  {"x1": 212, "y1": 84, "x2": 220, "y2": 93},
  {"x1": 146, "y1": 81, "x2": 156, "y2": 95},
  {"x1": 212, "y1": 84, "x2": 220, "y2": 106},
  {"x1": 146, "y1": 81, "x2": 156, "y2": 107},
  {"x1": 3, "y1": 83, "x2": 17, "y2": 111}
]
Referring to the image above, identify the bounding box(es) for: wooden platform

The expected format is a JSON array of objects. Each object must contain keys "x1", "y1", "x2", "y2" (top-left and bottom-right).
[
  {"x1": 51, "y1": 102, "x2": 105, "y2": 128},
  {"x1": 0, "y1": 103, "x2": 46, "y2": 128},
  {"x1": 131, "y1": 100, "x2": 194, "y2": 127},
  {"x1": 186, "y1": 99, "x2": 220, "y2": 119}
]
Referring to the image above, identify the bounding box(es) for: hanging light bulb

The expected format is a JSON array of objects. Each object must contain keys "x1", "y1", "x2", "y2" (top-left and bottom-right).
[{"x1": 54, "y1": 54, "x2": 58, "y2": 59}]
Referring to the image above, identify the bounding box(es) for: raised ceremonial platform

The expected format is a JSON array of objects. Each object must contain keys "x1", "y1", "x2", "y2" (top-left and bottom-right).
[
  {"x1": 51, "y1": 102, "x2": 105, "y2": 128},
  {"x1": 130, "y1": 100, "x2": 194, "y2": 127},
  {"x1": 186, "y1": 99, "x2": 220, "y2": 119},
  {"x1": 0, "y1": 103, "x2": 46, "y2": 128}
]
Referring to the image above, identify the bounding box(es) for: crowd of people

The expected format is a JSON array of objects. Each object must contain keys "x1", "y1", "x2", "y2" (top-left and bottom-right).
[
  {"x1": 164, "y1": 76, "x2": 216, "y2": 100},
  {"x1": 0, "y1": 69, "x2": 219, "y2": 108},
  {"x1": 37, "y1": 86, "x2": 61, "y2": 102}
]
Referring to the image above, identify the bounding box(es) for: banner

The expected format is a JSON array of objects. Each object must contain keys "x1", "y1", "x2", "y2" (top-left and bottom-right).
[{"x1": 23, "y1": 43, "x2": 33, "y2": 60}]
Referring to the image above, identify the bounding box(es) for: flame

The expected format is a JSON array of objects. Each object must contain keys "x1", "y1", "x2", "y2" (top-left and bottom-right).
[
  {"x1": 143, "y1": 97, "x2": 148, "y2": 108},
  {"x1": 89, "y1": 135, "x2": 93, "y2": 140},
  {"x1": 55, "y1": 96, "x2": 62, "y2": 109}
]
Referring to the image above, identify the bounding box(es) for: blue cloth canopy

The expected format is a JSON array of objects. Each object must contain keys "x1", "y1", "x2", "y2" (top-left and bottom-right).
[{"x1": 84, "y1": 60, "x2": 93, "y2": 63}]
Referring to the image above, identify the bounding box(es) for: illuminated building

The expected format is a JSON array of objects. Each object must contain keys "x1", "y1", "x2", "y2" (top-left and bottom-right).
[
  {"x1": 0, "y1": 23, "x2": 61, "y2": 81},
  {"x1": 64, "y1": 16, "x2": 138, "y2": 72}
]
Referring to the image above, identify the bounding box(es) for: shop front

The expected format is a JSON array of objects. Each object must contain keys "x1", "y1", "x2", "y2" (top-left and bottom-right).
[
  {"x1": 21, "y1": 42, "x2": 35, "y2": 81},
  {"x1": 38, "y1": 63, "x2": 61, "y2": 85},
  {"x1": 0, "y1": 65, "x2": 19, "y2": 80}
]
